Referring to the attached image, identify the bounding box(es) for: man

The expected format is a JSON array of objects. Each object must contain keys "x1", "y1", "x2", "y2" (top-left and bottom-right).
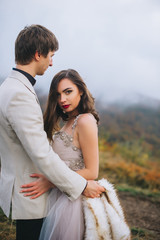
[{"x1": 0, "y1": 25, "x2": 104, "y2": 240}]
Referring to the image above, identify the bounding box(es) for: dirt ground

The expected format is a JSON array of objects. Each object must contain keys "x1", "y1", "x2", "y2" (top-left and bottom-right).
[{"x1": 118, "y1": 192, "x2": 160, "y2": 239}]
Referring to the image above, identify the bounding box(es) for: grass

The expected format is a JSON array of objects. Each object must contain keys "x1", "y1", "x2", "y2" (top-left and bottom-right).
[
  {"x1": 0, "y1": 208, "x2": 16, "y2": 240},
  {"x1": 116, "y1": 184, "x2": 160, "y2": 201},
  {"x1": 131, "y1": 227, "x2": 156, "y2": 240}
]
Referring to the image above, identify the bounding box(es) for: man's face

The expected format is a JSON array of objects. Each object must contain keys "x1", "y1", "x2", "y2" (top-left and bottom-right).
[{"x1": 36, "y1": 50, "x2": 55, "y2": 75}]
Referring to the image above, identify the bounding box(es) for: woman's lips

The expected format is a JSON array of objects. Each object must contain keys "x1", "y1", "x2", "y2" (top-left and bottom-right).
[{"x1": 62, "y1": 104, "x2": 70, "y2": 109}]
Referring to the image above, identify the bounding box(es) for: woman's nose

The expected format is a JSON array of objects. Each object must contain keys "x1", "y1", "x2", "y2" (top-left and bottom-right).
[{"x1": 60, "y1": 94, "x2": 66, "y2": 103}]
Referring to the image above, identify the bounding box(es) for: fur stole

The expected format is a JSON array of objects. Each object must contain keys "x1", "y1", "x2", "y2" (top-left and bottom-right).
[{"x1": 82, "y1": 179, "x2": 131, "y2": 240}]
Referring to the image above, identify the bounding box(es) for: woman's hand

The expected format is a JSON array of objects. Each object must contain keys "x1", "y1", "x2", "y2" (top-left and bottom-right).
[
  {"x1": 83, "y1": 180, "x2": 105, "y2": 198},
  {"x1": 20, "y1": 173, "x2": 55, "y2": 199}
]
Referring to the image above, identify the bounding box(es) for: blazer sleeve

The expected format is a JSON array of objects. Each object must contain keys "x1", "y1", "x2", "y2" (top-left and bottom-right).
[{"x1": 6, "y1": 88, "x2": 86, "y2": 201}]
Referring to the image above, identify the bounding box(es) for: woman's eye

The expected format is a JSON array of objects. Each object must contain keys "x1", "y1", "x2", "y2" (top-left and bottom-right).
[{"x1": 65, "y1": 90, "x2": 72, "y2": 95}]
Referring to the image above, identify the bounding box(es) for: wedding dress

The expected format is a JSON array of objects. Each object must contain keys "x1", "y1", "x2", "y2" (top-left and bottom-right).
[{"x1": 39, "y1": 115, "x2": 85, "y2": 240}]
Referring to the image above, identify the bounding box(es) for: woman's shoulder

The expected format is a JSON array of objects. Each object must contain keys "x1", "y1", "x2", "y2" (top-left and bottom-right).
[{"x1": 76, "y1": 113, "x2": 97, "y2": 129}]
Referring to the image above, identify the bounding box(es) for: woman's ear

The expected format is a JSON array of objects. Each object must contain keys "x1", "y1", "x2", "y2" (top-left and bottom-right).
[{"x1": 80, "y1": 91, "x2": 83, "y2": 97}]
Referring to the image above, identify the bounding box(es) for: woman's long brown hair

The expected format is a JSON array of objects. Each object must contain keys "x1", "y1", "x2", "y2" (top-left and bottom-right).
[{"x1": 44, "y1": 69, "x2": 99, "y2": 141}]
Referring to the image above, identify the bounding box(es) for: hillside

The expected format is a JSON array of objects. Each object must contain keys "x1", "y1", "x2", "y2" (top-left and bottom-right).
[{"x1": 98, "y1": 103, "x2": 160, "y2": 159}]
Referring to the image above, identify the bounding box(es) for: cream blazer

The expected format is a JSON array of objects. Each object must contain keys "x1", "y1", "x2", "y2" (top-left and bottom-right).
[{"x1": 0, "y1": 70, "x2": 86, "y2": 219}]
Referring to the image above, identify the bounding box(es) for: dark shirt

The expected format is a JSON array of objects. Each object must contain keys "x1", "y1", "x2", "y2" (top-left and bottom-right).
[{"x1": 13, "y1": 68, "x2": 36, "y2": 86}]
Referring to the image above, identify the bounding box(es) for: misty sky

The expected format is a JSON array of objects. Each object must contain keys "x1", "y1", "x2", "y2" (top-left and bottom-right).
[{"x1": 0, "y1": 0, "x2": 160, "y2": 102}]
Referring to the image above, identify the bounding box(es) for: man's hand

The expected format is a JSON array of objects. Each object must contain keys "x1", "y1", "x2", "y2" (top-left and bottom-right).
[
  {"x1": 20, "y1": 173, "x2": 55, "y2": 199},
  {"x1": 82, "y1": 180, "x2": 105, "y2": 198}
]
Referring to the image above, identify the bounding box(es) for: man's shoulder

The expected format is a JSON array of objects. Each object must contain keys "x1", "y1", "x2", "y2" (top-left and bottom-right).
[
  {"x1": 0, "y1": 73, "x2": 36, "y2": 111},
  {"x1": 0, "y1": 75, "x2": 27, "y2": 95},
  {"x1": 1, "y1": 70, "x2": 34, "y2": 95}
]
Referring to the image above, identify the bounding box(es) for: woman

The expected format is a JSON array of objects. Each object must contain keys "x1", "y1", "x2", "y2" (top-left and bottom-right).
[{"x1": 22, "y1": 69, "x2": 100, "y2": 239}]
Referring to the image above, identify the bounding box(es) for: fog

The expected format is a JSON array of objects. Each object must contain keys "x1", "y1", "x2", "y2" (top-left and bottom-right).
[{"x1": 0, "y1": 0, "x2": 160, "y2": 103}]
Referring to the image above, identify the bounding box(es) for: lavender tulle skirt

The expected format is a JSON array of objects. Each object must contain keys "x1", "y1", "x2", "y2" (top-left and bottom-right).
[{"x1": 39, "y1": 188, "x2": 84, "y2": 240}]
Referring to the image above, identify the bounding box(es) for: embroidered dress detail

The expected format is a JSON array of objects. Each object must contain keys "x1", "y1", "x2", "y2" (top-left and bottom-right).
[
  {"x1": 72, "y1": 114, "x2": 81, "y2": 131},
  {"x1": 52, "y1": 114, "x2": 84, "y2": 171},
  {"x1": 54, "y1": 131, "x2": 73, "y2": 147}
]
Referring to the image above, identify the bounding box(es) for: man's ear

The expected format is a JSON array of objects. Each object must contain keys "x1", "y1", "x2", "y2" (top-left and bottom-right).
[{"x1": 35, "y1": 51, "x2": 41, "y2": 61}]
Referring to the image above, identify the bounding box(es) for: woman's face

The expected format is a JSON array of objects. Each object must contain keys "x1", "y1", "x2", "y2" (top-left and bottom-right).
[{"x1": 57, "y1": 78, "x2": 82, "y2": 117}]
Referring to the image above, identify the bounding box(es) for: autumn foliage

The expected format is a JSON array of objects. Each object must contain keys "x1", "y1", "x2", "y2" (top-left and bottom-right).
[{"x1": 98, "y1": 105, "x2": 160, "y2": 191}]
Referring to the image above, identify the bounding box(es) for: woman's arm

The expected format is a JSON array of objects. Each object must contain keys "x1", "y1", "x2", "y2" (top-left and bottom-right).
[{"x1": 76, "y1": 114, "x2": 99, "y2": 180}]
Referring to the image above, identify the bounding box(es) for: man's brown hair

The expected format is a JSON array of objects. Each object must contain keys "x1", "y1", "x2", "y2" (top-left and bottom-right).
[{"x1": 15, "y1": 24, "x2": 59, "y2": 65}]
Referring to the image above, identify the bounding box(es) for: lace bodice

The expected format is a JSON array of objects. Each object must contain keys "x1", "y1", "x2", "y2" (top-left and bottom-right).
[{"x1": 52, "y1": 115, "x2": 85, "y2": 171}]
